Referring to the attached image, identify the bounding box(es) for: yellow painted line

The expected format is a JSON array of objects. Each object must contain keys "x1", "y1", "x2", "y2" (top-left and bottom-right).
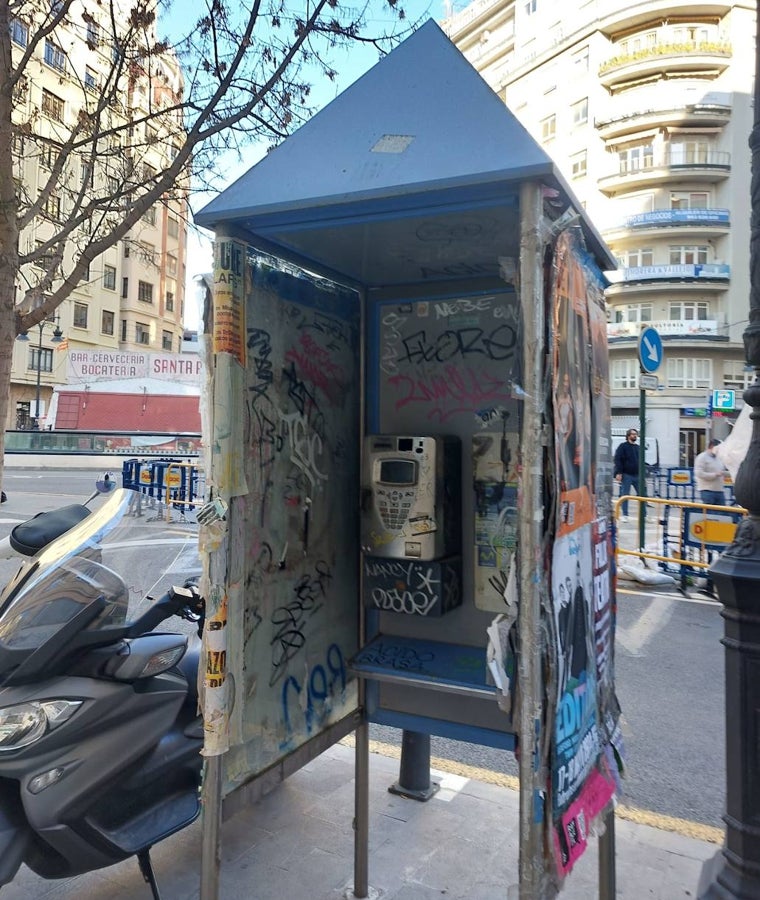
[{"x1": 340, "y1": 735, "x2": 723, "y2": 845}]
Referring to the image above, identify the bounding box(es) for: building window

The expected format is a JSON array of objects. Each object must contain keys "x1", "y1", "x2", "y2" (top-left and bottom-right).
[
  {"x1": 618, "y1": 144, "x2": 653, "y2": 174},
  {"x1": 572, "y1": 46, "x2": 589, "y2": 70},
  {"x1": 80, "y1": 161, "x2": 93, "y2": 187},
  {"x1": 29, "y1": 347, "x2": 53, "y2": 374},
  {"x1": 166, "y1": 291, "x2": 175, "y2": 312},
  {"x1": 73, "y1": 302, "x2": 88, "y2": 328},
  {"x1": 135, "y1": 322, "x2": 150, "y2": 345},
  {"x1": 101, "y1": 309, "x2": 115, "y2": 335},
  {"x1": 669, "y1": 301, "x2": 709, "y2": 320},
  {"x1": 139, "y1": 242, "x2": 155, "y2": 266},
  {"x1": 669, "y1": 245, "x2": 709, "y2": 265},
  {"x1": 167, "y1": 216, "x2": 179, "y2": 238},
  {"x1": 162, "y1": 330, "x2": 173, "y2": 350},
  {"x1": 167, "y1": 253, "x2": 177, "y2": 276},
  {"x1": 524, "y1": 0, "x2": 537, "y2": 13},
  {"x1": 571, "y1": 150, "x2": 587, "y2": 178},
  {"x1": 571, "y1": 97, "x2": 588, "y2": 126},
  {"x1": 86, "y1": 20, "x2": 99, "y2": 46},
  {"x1": 671, "y1": 191, "x2": 709, "y2": 209},
  {"x1": 44, "y1": 39, "x2": 66, "y2": 72},
  {"x1": 43, "y1": 194, "x2": 61, "y2": 219},
  {"x1": 613, "y1": 303, "x2": 652, "y2": 323},
  {"x1": 668, "y1": 140, "x2": 711, "y2": 165},
  {"x1": 610, "y1": 358, "x2": 639, "y2": 389},
  {"x1": 541, "y1": 114, "x2": 556, "y2": 141},
  {"x1": 618, "y1": 248, "x2": 654, "y2": 268},
  {"x1": 138, "y1": 280, "x2": 154, "y2": 303},
  {"x1": 666, "y1": 357, "x2": 712, "y2": 389},
  {"x1": 123, "y1": 242, "x2": 130, "y2": 258},
  {"x1": 724, "y1": 362, "x2": 754, "y2": 391},
  {"x1": 103, "y1": 264, "x2": 116, "y2": 290},
  {"x1": 121, "y1": 319, "x2": 127, "y2": 341},
  {"x1": 10, "y1": 18, "x2": 29, "y2": 47},
  {"x1": 121, "y1": 276, "x2": 129, "y2": 299},
  {"x1": 142, "y1": 206, "x2": 156, "y2": 225},
  {"x1": 84, "y1": 67, "x2": 98, "y2": 92},
  {"x1": 41, "y1": 89, "x2": 64, "y2": 122}
]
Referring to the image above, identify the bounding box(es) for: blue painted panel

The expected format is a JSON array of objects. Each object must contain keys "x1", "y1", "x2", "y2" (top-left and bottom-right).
[{"x1": 369, "y1": 708, "x2": 516, "y2": 751}]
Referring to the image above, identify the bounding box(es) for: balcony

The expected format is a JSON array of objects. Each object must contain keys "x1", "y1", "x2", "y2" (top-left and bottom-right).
[
  {"x1": 617, "y1": 263, "x2": 730, "y2": 284},
  {"x1": 599, "y1": 41, "x2": 732, "y2": 89},
  {"x1": 598, "y1": 151, "x2": 730, "y2": 195},
  {"x1": 607, "y1": 319, "x2": 727, "y2": 343},
  {"x1": 595, "y1": 88, "x2": 731, "y2": 141},
  {"x1": 603, "y1": 209, "x2": 731, "y2": 243}
]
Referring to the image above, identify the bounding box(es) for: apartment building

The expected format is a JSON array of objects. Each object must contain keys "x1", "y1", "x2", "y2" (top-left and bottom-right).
[
  {"x1": 444, "y1": 0, "x2": 755, "y2": 465},
  {"x1": 8, "y1": 1, "x2": 188, "y2": 430}
]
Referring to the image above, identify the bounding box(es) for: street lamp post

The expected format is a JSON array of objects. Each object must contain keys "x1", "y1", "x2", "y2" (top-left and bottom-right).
[
  {"x1": 16, "y1": 318, "x2": 63, "y2": 427},
  {"x1": 697, "y1": 3, "x2": 760, "y2": 897}
]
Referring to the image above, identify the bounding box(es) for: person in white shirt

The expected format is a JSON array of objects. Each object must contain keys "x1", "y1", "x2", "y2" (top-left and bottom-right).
[{"x1": 694, "y1": 439, "x2": 727, "y2": 506}]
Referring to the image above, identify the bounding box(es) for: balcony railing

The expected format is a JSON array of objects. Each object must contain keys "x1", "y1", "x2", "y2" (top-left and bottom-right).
[
  {"x1": 619, "y1": 263, "x2": 730, "y2": 282},
  {"x1": 622, "y1": 208, "x2": 730, "y2": 229},
  {"x1": 617, "y1": 151, "x2": 730, "y2": 174},
  {"x1": 607, "y1": 319, "x2": 723, "y2": 340},
  {"x1": 599, "y1": 41, "x2": 732, "y2": 77}
]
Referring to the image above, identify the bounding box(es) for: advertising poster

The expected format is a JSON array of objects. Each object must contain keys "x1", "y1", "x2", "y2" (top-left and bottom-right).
[{"x1": 549, "y1": 230, "x2": 619, "y2": 877}]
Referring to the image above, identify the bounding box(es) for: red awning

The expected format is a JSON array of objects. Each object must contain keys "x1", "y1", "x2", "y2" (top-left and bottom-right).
[{"x1": 54, "y1": 391, "x2": 201, "y2": 433}]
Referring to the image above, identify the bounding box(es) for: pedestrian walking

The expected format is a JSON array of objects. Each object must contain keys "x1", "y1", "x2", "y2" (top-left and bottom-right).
[
  {"x1": 694, "y1": 439, "x2": 727, "y2": 506},
  {"x1": 613, "y1": 428, "x2": 640, "y2": 521}
]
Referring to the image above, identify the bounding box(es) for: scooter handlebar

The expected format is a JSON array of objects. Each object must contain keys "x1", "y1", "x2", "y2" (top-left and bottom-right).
[{"x1": 125, "y1": 586, "x2": 201, "y2": 638}]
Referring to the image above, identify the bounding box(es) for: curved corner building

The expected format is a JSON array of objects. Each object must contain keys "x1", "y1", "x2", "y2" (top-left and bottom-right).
[{"x1": 444, "y1": 0, "x2": 755, "y2": 466}]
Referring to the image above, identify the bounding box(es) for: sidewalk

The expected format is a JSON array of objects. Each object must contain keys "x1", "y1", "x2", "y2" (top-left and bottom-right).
[{"x1": 2, "y1": 741, "x2": 719, "y2": 899}]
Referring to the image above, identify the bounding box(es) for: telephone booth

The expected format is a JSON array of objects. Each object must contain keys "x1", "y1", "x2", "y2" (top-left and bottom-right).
[{"x1": 194, "y1": 20, "x2": 621, "y2": 899}]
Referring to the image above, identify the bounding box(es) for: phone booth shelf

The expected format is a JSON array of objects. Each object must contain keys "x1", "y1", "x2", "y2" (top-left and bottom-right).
[{"x1": 195, "y1": 19, "x2": 617, "y2": 900}]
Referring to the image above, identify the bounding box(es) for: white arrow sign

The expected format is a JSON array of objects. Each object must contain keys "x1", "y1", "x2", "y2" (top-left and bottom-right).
[{"x1": 642, "y1": 334, "x2": 660, "y2": 363}]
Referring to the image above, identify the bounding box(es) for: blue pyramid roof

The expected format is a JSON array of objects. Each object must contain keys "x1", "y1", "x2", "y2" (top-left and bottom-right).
[{"x1": 196, "y1": 20, "x2": 614, "y2": 284}]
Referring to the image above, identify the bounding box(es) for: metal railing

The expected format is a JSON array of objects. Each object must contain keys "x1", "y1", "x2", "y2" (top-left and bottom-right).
[
  {"x1": 615, "y1": 494, "x2": 745, "y2": 593},
  {"x1": 4, "y1": 429, "x2": 201, "y2": 456}
]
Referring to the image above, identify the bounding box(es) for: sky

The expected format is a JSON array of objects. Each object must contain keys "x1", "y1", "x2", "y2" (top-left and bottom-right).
[{"x1": 159, "y1": 0, "x2": 447, "y2": 329}]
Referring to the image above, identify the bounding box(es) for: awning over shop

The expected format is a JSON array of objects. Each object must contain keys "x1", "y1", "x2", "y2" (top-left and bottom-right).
[{"x1": 52, "y1": 390, "x2": 201, "y2": 433}]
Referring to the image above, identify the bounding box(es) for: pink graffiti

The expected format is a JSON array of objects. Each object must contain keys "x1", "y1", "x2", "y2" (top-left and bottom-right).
[
  {"x1": 285, "y1": 333, "x2": 345, "y2": 401},
  {"x1": 388, "y1": 365, "x2": 512, "y2": 422}
]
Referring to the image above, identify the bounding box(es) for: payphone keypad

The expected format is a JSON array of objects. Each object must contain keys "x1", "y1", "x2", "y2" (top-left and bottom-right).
[{"x1": 376, "y1": 486, "x2": 416, "y2": 530}]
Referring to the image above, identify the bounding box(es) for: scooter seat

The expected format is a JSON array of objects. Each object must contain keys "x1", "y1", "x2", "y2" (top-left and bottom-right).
[{"x1": 10, "y1": 505, "x2": 91, "y2": 556}]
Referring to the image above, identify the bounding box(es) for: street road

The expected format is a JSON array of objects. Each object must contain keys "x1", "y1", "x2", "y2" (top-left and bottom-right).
[{"x1": 0, "y1": 468, "x2": 726, "y2": 831}]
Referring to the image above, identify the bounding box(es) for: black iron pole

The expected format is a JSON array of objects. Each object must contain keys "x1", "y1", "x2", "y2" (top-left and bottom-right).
[
  {"x1": 33, "y1": 322, "x2": 43, "y2": 422},
  {"x1": 697, "y1": 3, "x2": 760, "y2": 896}
]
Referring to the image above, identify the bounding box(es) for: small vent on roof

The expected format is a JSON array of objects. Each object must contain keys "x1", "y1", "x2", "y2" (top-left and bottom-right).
[{"x1": 371, "y1": 134, "x2": 415, "y2": 154}]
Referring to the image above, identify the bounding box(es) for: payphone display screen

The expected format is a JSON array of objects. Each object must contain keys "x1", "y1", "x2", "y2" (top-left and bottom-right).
[{"x1": 379, "y1": 459, "x2": 417, "y2": 485}]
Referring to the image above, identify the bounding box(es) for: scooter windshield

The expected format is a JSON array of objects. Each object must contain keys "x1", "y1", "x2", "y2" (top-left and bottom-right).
[{"x1": 0, "y1": 488, "x2": 200, "y2": 655}]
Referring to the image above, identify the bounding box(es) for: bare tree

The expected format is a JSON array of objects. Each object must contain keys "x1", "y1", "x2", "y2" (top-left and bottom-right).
[{"x1": 0, "y1": 0, "x2": 412, "y2": 490}]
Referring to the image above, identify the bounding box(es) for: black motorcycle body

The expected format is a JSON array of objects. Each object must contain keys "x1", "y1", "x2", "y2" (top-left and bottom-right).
[{"x1": 0, "y1": 488, "x2": 204, "y2": 890}]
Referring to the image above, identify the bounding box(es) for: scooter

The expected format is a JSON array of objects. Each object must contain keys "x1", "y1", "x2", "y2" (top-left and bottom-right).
[{"x1": 0, "y1": 482, "x2": 205, "y2": 897}]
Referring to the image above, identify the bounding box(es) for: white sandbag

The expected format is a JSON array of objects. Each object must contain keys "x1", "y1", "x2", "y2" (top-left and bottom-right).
[{"x1": 618, "y1": 563, "x2": 677, "y2": 585}]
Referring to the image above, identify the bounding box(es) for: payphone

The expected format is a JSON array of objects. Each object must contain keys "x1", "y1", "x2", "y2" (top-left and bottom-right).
[
  {"x1": 361, "y1": 435, "x2": 461, "y2": 560},
  {"x1": 361, "y1": 435, "x2": 462, "y2": 617}
]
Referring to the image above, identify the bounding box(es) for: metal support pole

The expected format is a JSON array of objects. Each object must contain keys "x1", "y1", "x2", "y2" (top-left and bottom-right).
[
  {"x1": 388, "y1": 730, "x2": 439, "y2": 801},
  {"x1": 199, "y1": 756, "x2": 223, "y2": 900},
  {"x1": 598, "y1": 806, "x2": 616, "y2": 900},
  {"x1": 353, "y1": 721, "x2": 369, "y2": 898},
  {"x1": 516, "y1": 180, "x2": 548, "y2": 899},
  {"x1": 638, "y1": 387, "x2": 647, "y2": 550},
  {"x1": 697, "y1": 4, "x2": 760, "y2": 896}
]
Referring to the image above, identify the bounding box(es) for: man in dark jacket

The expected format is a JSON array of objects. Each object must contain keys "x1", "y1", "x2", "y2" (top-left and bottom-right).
[{"x1": 613, "y1": 429, "x2": 640, "y2": 520}]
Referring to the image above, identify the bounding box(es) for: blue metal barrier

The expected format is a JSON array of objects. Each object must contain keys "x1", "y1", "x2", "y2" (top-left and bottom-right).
[{"x1": 121, "y1": 458, "x2": 204, "y2": 518}]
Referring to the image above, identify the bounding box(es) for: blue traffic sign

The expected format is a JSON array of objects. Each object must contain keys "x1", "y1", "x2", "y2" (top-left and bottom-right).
[{"x1": 638, "y1": 327, "x2": 663, "y2": 373}]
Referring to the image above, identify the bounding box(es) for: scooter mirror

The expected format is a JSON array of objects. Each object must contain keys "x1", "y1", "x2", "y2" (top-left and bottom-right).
[{"x1": 96, "y1": 472, "x2": 117, "y2": 494}]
